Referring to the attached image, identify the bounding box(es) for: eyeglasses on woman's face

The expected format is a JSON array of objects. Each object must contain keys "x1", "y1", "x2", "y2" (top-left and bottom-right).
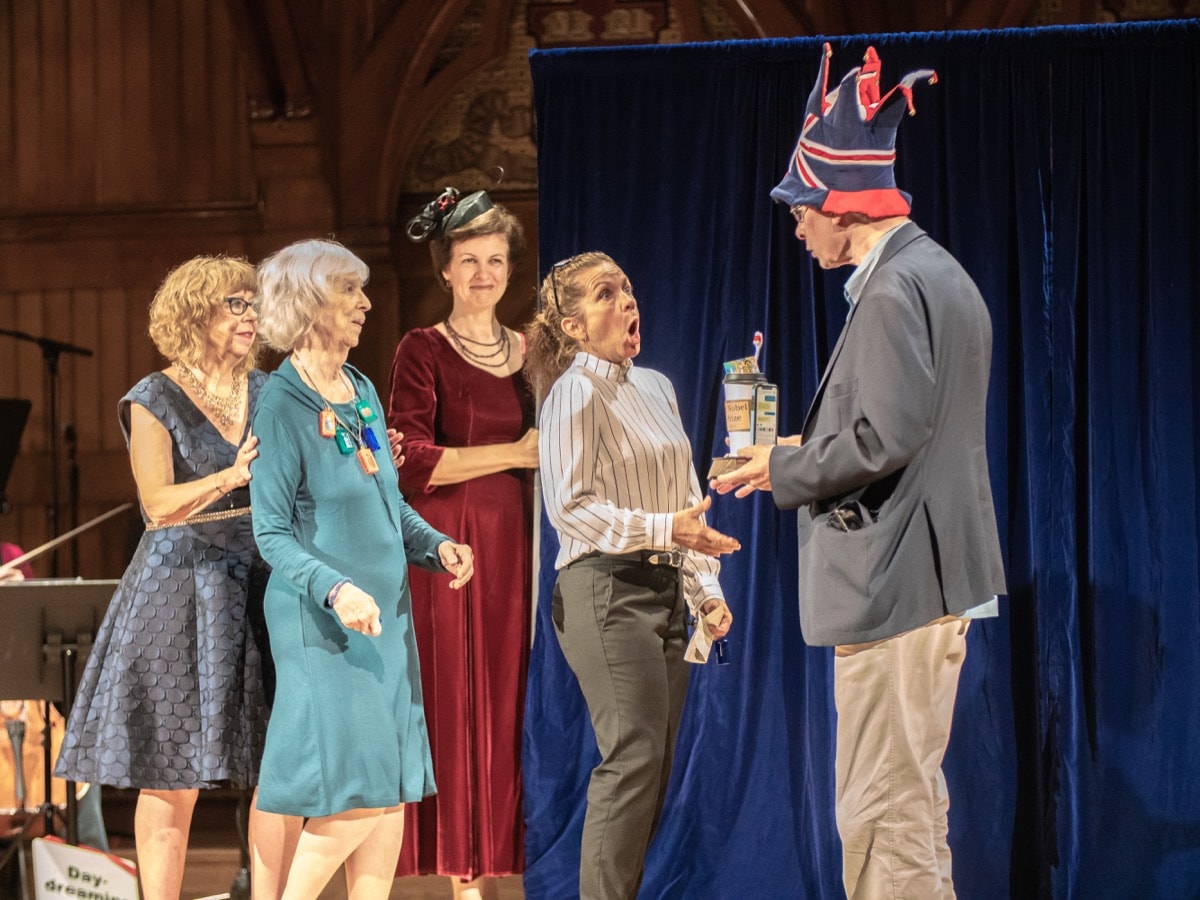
[{"x1": 223, "y1": 295, "x2": 259, "y2": 316}]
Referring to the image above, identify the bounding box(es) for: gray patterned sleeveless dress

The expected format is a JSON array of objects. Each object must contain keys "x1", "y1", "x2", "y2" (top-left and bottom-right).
[{"x1": 54, "y1": 371, "x2": 269, "y2": 789}]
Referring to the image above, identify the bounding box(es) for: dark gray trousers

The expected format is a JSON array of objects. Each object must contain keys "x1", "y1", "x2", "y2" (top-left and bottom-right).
[{"x1": 552, "y1": 556, "x2": 689, "y2": 900}]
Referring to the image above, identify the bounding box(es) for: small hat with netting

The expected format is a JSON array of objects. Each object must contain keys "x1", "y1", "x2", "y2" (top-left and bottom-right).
[{"x1": 405, "y1": 187, "x2": 494, "y2": 242}]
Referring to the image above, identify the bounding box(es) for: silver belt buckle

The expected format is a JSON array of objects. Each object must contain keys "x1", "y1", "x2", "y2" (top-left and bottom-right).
[{"x1": 647, "y1": 549, "x2": 682, "y2": 568}]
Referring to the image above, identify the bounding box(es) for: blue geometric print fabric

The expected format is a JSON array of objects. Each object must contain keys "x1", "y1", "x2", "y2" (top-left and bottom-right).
[{"x1": 55, "y1": 371, "x2": 268, "y2": 790}]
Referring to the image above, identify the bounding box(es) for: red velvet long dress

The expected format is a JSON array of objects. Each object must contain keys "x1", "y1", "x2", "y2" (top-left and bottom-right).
[{"x1": 387, "y1": 326, "x2": 534, "y2": 879}]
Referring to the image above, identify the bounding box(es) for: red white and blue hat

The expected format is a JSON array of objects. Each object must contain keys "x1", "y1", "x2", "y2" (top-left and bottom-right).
[{"x1": 771, "y1": 43, "x2": 937, "y2": 218}]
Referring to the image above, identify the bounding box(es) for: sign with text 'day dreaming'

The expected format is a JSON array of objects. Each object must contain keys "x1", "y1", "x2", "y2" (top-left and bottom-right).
[{"x1": 32, "y1": 836, "x2": 138, "y2": 899}]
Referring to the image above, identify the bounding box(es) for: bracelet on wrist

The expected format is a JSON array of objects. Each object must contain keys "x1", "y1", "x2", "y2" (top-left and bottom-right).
[{"x1": 326, "y1": 579, "x2": 352, "y2": 608}]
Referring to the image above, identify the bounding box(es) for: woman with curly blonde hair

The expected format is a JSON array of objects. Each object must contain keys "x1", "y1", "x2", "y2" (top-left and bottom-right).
[
  {"x1": 56, "y1": 255, "x2": 285, "y2": 899},
  {"x1": 147, "y1": 256, "x2": 262, "y2": 378}
]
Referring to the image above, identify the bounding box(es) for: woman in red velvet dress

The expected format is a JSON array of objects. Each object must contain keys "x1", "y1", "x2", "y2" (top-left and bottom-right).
[{"x1": 388, "y1": 188, "x2": 536, "y2": 900}]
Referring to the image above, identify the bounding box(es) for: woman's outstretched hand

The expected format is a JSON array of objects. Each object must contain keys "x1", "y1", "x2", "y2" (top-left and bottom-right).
[{"x1": 671, "y1": 496, "x2": 741, "y2": 557}]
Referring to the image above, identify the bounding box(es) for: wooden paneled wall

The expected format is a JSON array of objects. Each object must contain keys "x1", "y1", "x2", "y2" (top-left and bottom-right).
[
  {"x1": 0, "y1": 0, "x2": 254, "y2": 211},
  {"x1": 0, "y1": 285, "x2": 154, "y2": 579},
  {"x1": 0, "y1": 1, "x2": 329, "y2": 579}
]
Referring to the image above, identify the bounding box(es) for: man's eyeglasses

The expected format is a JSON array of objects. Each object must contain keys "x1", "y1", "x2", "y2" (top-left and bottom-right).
[
  {"x1": 223, "y1": 296, "x2": 259, "y2": 316},
  {"x1": 790, "y1": 204, "x2": 808, "y2": 224}
]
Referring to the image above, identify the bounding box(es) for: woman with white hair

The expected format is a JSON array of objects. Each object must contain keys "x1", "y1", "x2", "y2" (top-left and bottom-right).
[{"x1": 250, "y1": 238, "x2": 475, "y2": 899}]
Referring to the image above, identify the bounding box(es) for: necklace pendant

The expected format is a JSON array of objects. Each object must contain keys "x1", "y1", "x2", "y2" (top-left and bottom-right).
[
  {"x1": 334, "y1": 427, "x2": 356, "y2": 455},
  {"x1": 357, "y1": 447, "x2": 380, "y2": 474},
  {"x1": 355, "y1": 398, "x2": 378, "y2": 423},
  {"x1": 362, "y1": 426, "x2": 381, "y2": 452},
  {"x1": 319, "y1": 408, "x2": 338, "y2": 438}
]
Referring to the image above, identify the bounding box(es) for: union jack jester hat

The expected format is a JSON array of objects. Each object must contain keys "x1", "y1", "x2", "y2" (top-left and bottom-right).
[{"x1": 771, "y1": 42, "x2": 938, "y2": 218}]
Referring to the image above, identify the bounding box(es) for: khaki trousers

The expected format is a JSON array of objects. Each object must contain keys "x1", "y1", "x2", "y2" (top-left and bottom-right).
[{"x1": 834, "y1": 616, "x2": 970, "y2": 900}]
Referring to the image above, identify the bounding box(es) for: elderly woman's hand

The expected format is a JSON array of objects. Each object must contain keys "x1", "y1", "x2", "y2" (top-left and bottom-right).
[
  {"x1": 387, "y1": 428, "x2": 405, "y2": 467},
  {"x1": 330, "y1": 583, "x2": 383, "y2": 636},
  {"x1": 438, "y1": 541, "x2": 475, "y2": 589}
]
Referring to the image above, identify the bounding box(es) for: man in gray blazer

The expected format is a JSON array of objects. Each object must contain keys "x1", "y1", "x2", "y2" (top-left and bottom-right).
[{"x1": 715, "y1": 43, "x2": 1006, "y2": 898}]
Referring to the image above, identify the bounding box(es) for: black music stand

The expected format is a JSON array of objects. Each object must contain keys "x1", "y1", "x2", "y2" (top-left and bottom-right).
[
  {"x1": 0, "y1": 399, "x2": 32, "y2": 516},
  {"x1": 0, "y1": 578, "x2": 116, "y2": 884}
]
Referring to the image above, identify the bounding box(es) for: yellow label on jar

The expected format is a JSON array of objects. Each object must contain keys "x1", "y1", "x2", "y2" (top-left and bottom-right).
[{"x1": 725, "y1": 398, "x2": 752, "y2": 431}]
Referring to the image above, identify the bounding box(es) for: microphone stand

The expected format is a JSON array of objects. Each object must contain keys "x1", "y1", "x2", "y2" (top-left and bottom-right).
[
  {"x1": 64, "y1": 425, "x2": 79, "y2": 575},
  {"x1": 0, "y1": 328, "x2": 93, "y2": 576}
]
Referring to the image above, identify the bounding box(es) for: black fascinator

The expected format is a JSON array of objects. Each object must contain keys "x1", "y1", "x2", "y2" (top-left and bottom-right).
[{"x1": 405, "y1": 187, "x2": 495, "y2": 242}]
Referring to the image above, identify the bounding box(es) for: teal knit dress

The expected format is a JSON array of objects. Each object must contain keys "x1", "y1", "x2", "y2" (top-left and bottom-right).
[{"x1": 250, "y1": 359, "x2": 452, "y2": 817}]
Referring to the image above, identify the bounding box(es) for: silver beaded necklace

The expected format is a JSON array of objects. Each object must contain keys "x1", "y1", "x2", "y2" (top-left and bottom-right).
[{"x1": 443, "y1": 319, "x2": 512, "y2": 368}]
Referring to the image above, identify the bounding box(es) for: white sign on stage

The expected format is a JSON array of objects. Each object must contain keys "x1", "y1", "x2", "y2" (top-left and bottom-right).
[{"x1": 32, "y1": 836, "x2": 138, "y2": 899}]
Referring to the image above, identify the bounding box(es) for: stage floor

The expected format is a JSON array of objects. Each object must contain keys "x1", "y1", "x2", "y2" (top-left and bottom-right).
[{"x1": 168, "y1": 848, "x2": 525, "y2": 900}]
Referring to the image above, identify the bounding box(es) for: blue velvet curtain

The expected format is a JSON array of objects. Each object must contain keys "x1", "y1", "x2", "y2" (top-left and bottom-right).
[{"x1": 521, "y1": 21, "x2": 1200, "y2": 899}]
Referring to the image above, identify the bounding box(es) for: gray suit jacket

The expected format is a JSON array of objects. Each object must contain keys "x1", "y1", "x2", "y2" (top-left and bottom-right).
[{"x1": 770, "y1": 222, "x2": 1006, "y2": 646}]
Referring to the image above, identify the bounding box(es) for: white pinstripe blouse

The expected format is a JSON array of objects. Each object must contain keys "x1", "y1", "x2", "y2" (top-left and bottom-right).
[{"x1": 539, "y1": 351, "x2": 725, "y2": 613}]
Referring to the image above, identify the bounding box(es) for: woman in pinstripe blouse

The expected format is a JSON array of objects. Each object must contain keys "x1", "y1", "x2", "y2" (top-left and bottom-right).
[{"x1": 525, "y1": 251, "x2": 739, "y2": 900}]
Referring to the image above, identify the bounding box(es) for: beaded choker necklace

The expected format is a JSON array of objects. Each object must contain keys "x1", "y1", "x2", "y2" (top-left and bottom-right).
[
  {"x1": 176, "y1": 364, "x2": 245, "y2": 429},
  {"x1": 443, "y1": 318, "x2": 512, "y2": 369},
  {"x1": 292, "y1": 356, "x2": 381, "y2": 474}
]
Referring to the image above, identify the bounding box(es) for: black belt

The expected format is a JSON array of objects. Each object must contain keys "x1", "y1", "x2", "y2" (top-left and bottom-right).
[{"x1": 569, "y1": 549, "x2": 683, "y2": 569}]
